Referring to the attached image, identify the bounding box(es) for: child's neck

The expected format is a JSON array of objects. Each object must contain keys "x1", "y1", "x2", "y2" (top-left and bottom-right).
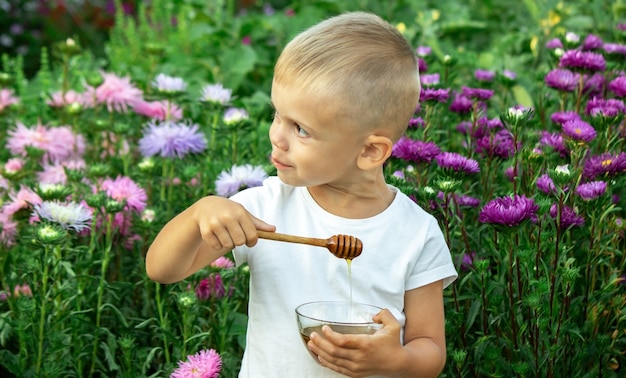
[{"x1": 307, "y1": 177, "x2": 395, "y2": 219}]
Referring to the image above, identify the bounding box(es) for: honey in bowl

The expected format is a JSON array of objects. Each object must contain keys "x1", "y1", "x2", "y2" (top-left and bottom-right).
[{"x1": 295, "y1": 301, "x2": 382, "y2": 361}]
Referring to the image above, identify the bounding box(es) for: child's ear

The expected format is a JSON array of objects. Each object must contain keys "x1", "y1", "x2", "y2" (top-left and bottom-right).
[{"x1": 357, "y1": 134, "x2": 394, "y2": 170}]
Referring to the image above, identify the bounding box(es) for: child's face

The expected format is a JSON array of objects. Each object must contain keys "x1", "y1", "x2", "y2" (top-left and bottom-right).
[{"x1": 269, "y1": 81, "x2": 368, "y2": 187}]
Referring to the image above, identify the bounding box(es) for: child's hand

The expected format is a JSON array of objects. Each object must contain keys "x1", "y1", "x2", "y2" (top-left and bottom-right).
[
  {"x1": 193, "y1": 196, "x2": 275, "y2": 251},
  {"x1": 307, "y1": 309, "x2": 404, "y2": 377}
]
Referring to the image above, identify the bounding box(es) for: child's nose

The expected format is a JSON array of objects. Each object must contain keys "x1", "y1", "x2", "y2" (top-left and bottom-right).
[{"x1": 269, "y1": 121, "x2": 288, "y2": 151}]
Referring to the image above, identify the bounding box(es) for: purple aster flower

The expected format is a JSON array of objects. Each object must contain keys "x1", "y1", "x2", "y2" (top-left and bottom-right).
[
  {"x1": 461, "y1": 86, "x2": 494, "y2": 101},
  {"x1": 170, "y1": 349, "x2": 222, "y2": 378},
  {"x1": 546, "y1": 38, "x2": 563, "y2": 49},
  {"x1": 609, "y1": 76, "x2": 626, "y2": 97},
  {"x1": 139, "y1": 120, "x2": 207, "y2": 158},
  {"x1": 32, "y1": 200, "x2": 92, "y2": 232},
  {"x1": 449, "y1": 94, "x2": 474, "y2": 114},
  {"x1": 420, "y1": 88, "x2": 450, "y2": 103},
  {"x1": 408, "y1": 117, "x2": 425, "y2": 128},
  {"x1": 456, "y1": 194, "x2": 481, "y2": 207},
  {"x1": 200, "y1": 83, "x2": 232, "y2": 105},
  {"x1": 474, "y1": 69, "x2": 495, "y2": 82},
  {"x1": 418, "y1": 58, "x2": 428, "y2": 72},
  {"x1": 420, "y1": 73, "x2": 440, "y2": 86},
  {"x1": 549, "y1": 204, "x2": 584, "y2": 229},
  {"x1": 559, "y1": 50, "x2": 606, "y2": 72},
  {"x1": 475, "y1": 129, "x2": 515, "y2": 159},
  {"x1": 539, "y1": 131, "x2": 569, "y2": 157},
  {"x1": 196, "y1": 274, "x2": 226, "y2": 300},
  {"x1": 392, "y1": 137, "x2": 441, "y2": 164},
  {"x1": 544, "y1": 68, "x2": 580, "y2": 92},
  {"x1": 562, "y1": 119, "x2": 597, "y2": 143},
  {"x1": 582, "y1": 152, "x2": 626, "y2": 180},
  {"x1": 618, "y1": 23, "x2": 626, "y2": 31},
  {"x1": 215, "y1": 164, "x2": 267, "y2": 197},
  {"x1": 550, "y1": 111, "x2": 581, "y2": 125},
  {"x1": 479, "y1": 195, "x2": 538, "y2": 227},
  {"x1": 583, "y1": 73, "x2": 605, "y2": 97},
  {"x1": 575, "y1": 180, "x2": 607, "y2": 200},
  {"x1": 582, "y1": 34, "x2": 603, "y2": 50},
  {"x1": 536, "y1": 174, "x2": 556, "y2": 194},
  {"x1": 435, "y1": 152, "x2": 480, "y2": 174},
  {"x1": 459, "y1": 251, "x2": 477, "y2": 271},
  {"x1": 585, "y1": 97, "x2": 625, "y2": 116}
]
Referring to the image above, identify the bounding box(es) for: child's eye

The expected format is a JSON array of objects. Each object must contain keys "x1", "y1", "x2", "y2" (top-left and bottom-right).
[{"x1": 295, "y1": 124, "x2": 309, "y2": 137}]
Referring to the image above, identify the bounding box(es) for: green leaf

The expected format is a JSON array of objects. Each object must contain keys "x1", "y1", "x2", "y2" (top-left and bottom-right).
[{"x1": 512, "y1": 84, "x2": 534, "y2": 108}]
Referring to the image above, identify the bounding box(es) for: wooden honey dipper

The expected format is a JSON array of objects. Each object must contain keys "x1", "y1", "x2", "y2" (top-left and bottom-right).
[{"x1": 257, "y1": 230, "x2": 363, "y2": 259}]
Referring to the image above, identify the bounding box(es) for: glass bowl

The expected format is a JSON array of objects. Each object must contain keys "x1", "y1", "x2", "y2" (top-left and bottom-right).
[{"x1": 295, "y1": 300, "x2": 383, "y2": 358}]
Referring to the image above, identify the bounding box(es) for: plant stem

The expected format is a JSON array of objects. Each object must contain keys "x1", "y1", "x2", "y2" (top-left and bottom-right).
[{"x1": 35, "y1": 245, "x2": 52, "y2": 376}]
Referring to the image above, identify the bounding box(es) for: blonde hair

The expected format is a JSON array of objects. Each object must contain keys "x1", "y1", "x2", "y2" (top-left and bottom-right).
[{"x1": 273, "y1": 12, "x2": 420, "y2": 141}]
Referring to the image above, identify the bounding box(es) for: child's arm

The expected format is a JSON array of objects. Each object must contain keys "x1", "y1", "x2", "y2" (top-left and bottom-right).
[
  {"x1": 307, "y1": 280, "x2": 446, "y2": 377},
  {"x1": 145, "y1": 195, "x2": 275, "y2": 284}
]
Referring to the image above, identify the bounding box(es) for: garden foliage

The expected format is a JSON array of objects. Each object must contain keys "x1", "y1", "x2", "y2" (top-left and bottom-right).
[{"x1": 0, "y1": 0, "x2": 625, "y2": 376}]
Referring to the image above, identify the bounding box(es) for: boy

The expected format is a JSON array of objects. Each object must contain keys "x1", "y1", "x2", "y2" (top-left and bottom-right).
[{"x1": 146, "y1": 11, "x2": 457, "y2": 377}]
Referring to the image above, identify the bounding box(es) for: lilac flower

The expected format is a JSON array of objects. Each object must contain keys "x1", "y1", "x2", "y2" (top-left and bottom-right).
[
  {"x1": 32, "y1": 200, "x2": 92, "y2": 232},
  {"x1": 435, "y1": 152, "x2": 480, "y2": 175},
  {"x1": 139, "y1": 120, "x2": 207, "y2": 158},
  {"x1": 392, "y1": 137, "x2": 441, "y2": 164},
  {"x1": 420, "y1": 88, "x2": 450, "y2": 103},
  {"x1": 479, "y1": 195, "x2": 538, "y2": 227},
  {"x1": 170, "y1": 349, "x2": 222, "y2": 378},
  {"x1": 0, "y1": 88, "x2": 19, "y2": 112},
  {"x1": 550, "y1": 111, "x2": 581, "y2": 125},
  {"x1": 420, "y1": 73, "x2": 440, "y2": 86},
  {"x1": 449, "y1": 94, "x2": 473, "y2": 113},
  {"x1": 100, "y1": 176, "x2": 147, "y2": 213},
  {"x1": 200, "y1": 83, "x2": 232, "y2": 105},
  {"x1": 603, "y1": 43, "x2": 626, "y2": 57},
  {"x1": 215, "y1": 164, "x2": 267, "y2": 197},
  {"x1": 461, "y1": 86, "x2": 494, "y2": 101},
  {"x1": 575, "y1": 181, "x2": 607, "y2": 200},
  {"x1": 223, "y1": 107, "x2": 249, "y2": 124},
  {"x1": 416, "y1": 46, "x2": 431, "y2": 57},
  {"x1": 536, "y1": 174, "x2": 556, "y2": 194},
  {"x1": 196, "y1": 274, "x2": 226, "y2": 300},
  {"x1": 582, "y1": 152, "x2": 626, "y2": 180},
  {"x1": 549, "y1": 204, "x2": 584, "y2": 229},
  {"x1": 562, "y1": 119, "x2": 596, "y2": 143},
  {"x1": 544, "y1": 68, "x2": 580, "y2": 92},
  {"x1": 545, "y1": 38, "x2": 563, "y2": 49},
  {"x1": 582, "y1": 34, "x2": 603, "y2": 50},
  {"x1": 608, "y1": 76, "x2": 626, "y2": 97},
  {"x1": 474, "y1": 69, "x2": 495, "y2": 82},
  {"x1": 559, "y1": 50, "x2": 606, "y2": 72},
  {"x1": 152, "y1": 73, "x2": 187, "y2": 93}
]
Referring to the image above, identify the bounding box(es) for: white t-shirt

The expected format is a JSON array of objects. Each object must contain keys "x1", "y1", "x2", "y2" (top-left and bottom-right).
[{"x1": 231, "y1": 177, "x2": 457, "y2": 377}]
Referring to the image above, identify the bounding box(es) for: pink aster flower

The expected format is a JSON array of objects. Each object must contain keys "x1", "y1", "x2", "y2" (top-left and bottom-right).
[
  {"x1": 211, "y1": 256, "x2": 235, "y2": 269},
  {"x1": 4, "y1": 157, "x2": 24, "y2": 174},
  {"x1": 133, "y1": 100, "x2": 183, "y2": 121},
  {"x1": 47, "y1": 90, "x2": 86, "y2": 107},
  {"x1": 420, "y1": 73, "x2": 440, "y2": 86},
  {"x1": 195, "y1": 274, "x2": 226, "y2": 300},
  {"x1": 3, "y1": 185, "x2": 42, "y2": 216},
  {"x1": 100, "y1": 176, "x2": 147, "y2": 213},
  {"x1": 95, "y1": 72, "x2": 143, "y2": 113},
  {"x1": 0, "y1": 209, "x2": 18, "y2": 246},
  {"x1": 38, "y1": 159, "x2": 86, "y2": 185},
  {"x1": 170, "y1": 349, "x2": 222, "y2": 378},
  {"x1": 6, "y1": 123, "x2": 85, "y2": 163},
  {"x1": 0, "y1": 88, "x2": 19, "y2": 112}
]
